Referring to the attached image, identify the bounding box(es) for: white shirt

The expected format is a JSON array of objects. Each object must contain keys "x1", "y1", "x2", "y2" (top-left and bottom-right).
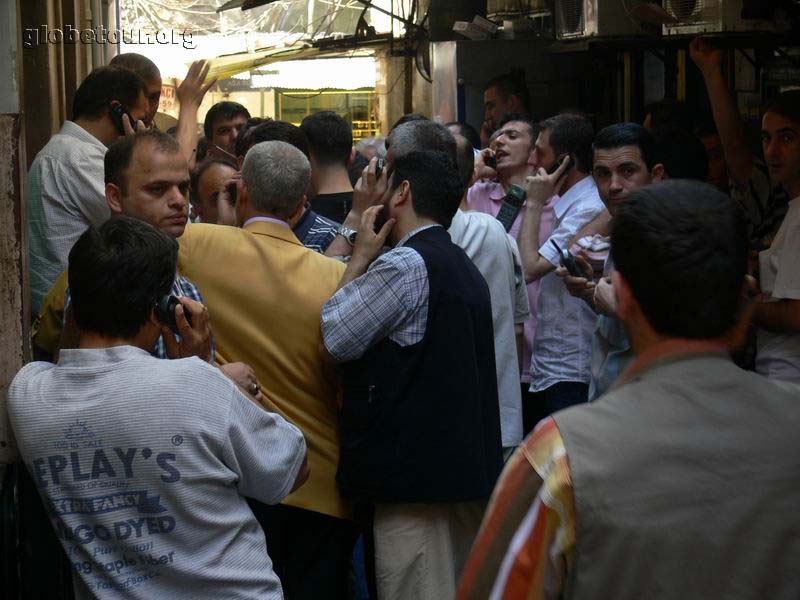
[
  {"x1": 757, "y1": 196, "x2": 800, "y2": 383},
  {"x1": 27, "y1": 121, "x2": 109, "y2": 314},
  {"x1": 449, "y1": 210, "x2": 531, "y2": 447},
  {"x1": 530, "y1": 175, "x2": 605, "y2": 392}
]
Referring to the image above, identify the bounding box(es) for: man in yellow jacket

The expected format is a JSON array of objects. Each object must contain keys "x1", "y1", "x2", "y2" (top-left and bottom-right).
[{"x1": 177, "y1": 140, "x2": 353, "y2": 600}]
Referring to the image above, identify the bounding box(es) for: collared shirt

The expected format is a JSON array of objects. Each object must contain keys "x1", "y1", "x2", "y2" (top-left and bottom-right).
[
  {"x1": 588, "y1": 256, "x2": 632, "y2": 401},
  {"x1": 27, "y1": 120, "x2": 109, "y2": 314},
  {"x1": 466, "y1": 180, "x2": 557, "y2": 383},
  {"x1": 293, "y1": 206, "x2": 338, "y2": 254},
  {"x1": 731, "y1": 158, "x2": 788, "y2": 248},
  {"x1": 62, "y1": 272, "x2": 214, "y2": 361},
  {"x1": 449, "y1": 210, "x2": 530, "y2": 447},
  {"x1": 321, "y1": 225, "x2": 438, "y2": 363},
  {"x1": 530, "y1": 176, "x2": 605, "y2": 392},
  {"x1": 756, "y1": 195, "x2": 800, "y2": 383}
]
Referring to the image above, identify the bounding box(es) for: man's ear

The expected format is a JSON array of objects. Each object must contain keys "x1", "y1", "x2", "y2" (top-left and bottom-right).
[
  {"x1": 393, "y1": 180, "x2": 412, "y2": 209},
  {"x1": 651, "y1": 163, "x2": 666, "y2": 182},
  {"x1": 287, "y1": 195, "x2": 307, "y2": 225},
  {"x1": 106, "y1": 183, "x2": 124, "y2": 215},
  {"x1": 612, "y1": 270, "x2": 636, "y2": 324},
  {"x1": 348, "y1": 147, "x2": 356, "y2": 168}
]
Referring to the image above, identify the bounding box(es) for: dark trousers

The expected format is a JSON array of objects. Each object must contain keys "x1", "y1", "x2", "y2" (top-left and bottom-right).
[
  {"x1": 522, "y1": 381, "x2": 589, "y2": 435},
  {"x1": 248, "y1": 501, "x2": 358, "y2": 600}
]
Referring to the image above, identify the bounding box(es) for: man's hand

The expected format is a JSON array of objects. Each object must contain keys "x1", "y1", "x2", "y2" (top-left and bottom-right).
[
  {"x1": 352, "y1": 157, "x2": 388, "y2": 217},
  {"x1": 122, "y1": 114, "x2": 149, "y2": 136},
  {"x1": 593, "y1": 276, "x2": 618, "y2": 317},
  {"x1": 351, "y1": 205, "x2": 395, "y2": 268},
  {"x1": 689, "y1": 36, "x2": 723, "y2": 76},
  {"x1": 525, "y1": 155, "x2": 571, "y2": 207},
  {"x1": 220, "y1": 361, "x2": 263, "y2": 401},
  {"x1": 556, "y1": 255, "x2": 595, "y2": 304},
  {"x1": 175, "y1": 60, "x2": 216, "y2": 110},
  {"x1": 161, "y1": 297, "x2": 213, "y2": 362},
  {"x1": 474, "y1": 148, "x2": 498, "y2": 181}
]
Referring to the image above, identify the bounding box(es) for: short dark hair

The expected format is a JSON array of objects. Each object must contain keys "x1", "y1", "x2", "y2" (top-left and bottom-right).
[
  {"x1": 388, "y1": 150, "x2": 463, "y2": 228},
  {"x1": 237, "y1": 120, "x2": 310, "y2": 159},
  {"x1": 453, "y1": 133, "x2": 475, "y2": 191},
  {"x1": 643, "y1": 98, "x2": 694, "y2": 132},
  {"x1": 485, "y1": 70, "x2": 530, "y2": 114},
  {"x1": 203, "y1": 101, "x2": 251, "y2": 140},
  {"x1": 109, "y1": 53, "x2": 160, "y2": 82},
  {"x1": 446, "y1": 121, "x2": 481, "y2": 151},
  {"x1": 539, "y1": 113, "x2": 594, "y2": 173},
  {"x1": 389, "y1": 120, "x2": 457, "y2": 162},
  {"x1": 190, "y1": 156, "x2": 238, "y2": 206},
  {"x1": 300, "y1": 111, "x2": 353, "y2": 168},
  {"x1": 390, "y1": 113, "x2": 429, "y2": 132},
  {"x1": 652, "y1": 126, "x2": 709, "y2": 181},
  {"x1": 763, "y1": 90, "x2": 800, "y2": 124},
  {"x1": 593, "y1": 123, "x2": 659, "y2": 170},
  {"x1": 105, "y1": 130, "x2": 183, "y2": 194},
  {"x1": 611, "y1": 180, "x2": 747, "y2": 339},
  {"x1": 72, "y1": 65, "x2": 148, "y2": 121},
  {"x1": 68, "y1": 216, "x2": 177, "y2": 339},
  {"x1": 498, "y1": 113, "x2": 539, "y2": 143},
  {"x1": 234, "y1": 117, "x2": 271, "y2": 158}
]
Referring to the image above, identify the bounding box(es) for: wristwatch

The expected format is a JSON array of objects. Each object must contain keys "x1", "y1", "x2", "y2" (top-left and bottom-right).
[{"x1": 336, "y1": 225, "x2": 358, "y2": 246}]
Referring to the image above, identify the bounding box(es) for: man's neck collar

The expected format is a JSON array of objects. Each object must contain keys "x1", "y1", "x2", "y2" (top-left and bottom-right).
[
  {"x1": 390, "y1": 217, "x2": 439, "y2": 246},
  {"x1": 619, "y1": 337, "x2": 729, "y2": 387},
  {"x1": 73, "y1": 117, "x2": 116, "y2": 147}
]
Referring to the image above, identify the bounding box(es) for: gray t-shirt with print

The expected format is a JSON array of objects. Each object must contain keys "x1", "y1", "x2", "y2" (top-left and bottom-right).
[{"x1": 8, "y1": 345, "x2": 306, "y2": 599}]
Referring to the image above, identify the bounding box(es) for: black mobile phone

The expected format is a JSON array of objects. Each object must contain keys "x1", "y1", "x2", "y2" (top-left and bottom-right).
[
  {"x1": 155, "y1": 295, "x2": 193, "y2": 333},
  {"x1": 485, "y1": 154, "x2": 497, "y2": 170},
  {"x1": 495, "y1": 184, "x2": 526, "y2": 232},
  {"x1": 546, "y1": 154, "x2": 571, "y2": 176},
  {"x1": 550, "y1": 239, "x2": 584, "y2": 277},
  {"x1": 375, "y1": 158, "x2": 385, "y2": 179},
  {"x1": 110, "y1": 103, "x2": 133, "y2": 136},
  {"x1": 225, "y1": 180, "x2": 238, "y2": 206}
]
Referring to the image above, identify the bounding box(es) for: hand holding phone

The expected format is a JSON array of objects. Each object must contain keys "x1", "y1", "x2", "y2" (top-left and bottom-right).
[
  {"x1": 551, "y1": 240, "x2": 585, "y2": 278},
  {"x1": 157, "y1": 296, "x2": 212, "y2": 362}
]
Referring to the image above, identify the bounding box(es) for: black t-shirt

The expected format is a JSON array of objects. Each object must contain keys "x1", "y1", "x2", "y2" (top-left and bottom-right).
[{"x1": 310, "y1": 191, "x2": 353, "y2": 225}]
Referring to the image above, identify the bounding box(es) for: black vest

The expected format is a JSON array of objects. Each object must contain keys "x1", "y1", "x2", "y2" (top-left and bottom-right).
[{"x1": 337, "y1": 226, "x2": 503, "y2": 503}]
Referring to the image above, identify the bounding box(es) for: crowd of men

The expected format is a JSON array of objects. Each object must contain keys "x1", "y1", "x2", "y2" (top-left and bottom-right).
[{"x1": 8, "y1": 39, "x2": 800, "y2": 600}]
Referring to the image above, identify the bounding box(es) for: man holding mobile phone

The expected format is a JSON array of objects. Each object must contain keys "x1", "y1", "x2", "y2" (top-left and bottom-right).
[
  {"x1": 517, "y1": 114, "x2": 607, "y2": 427},
  {"x1": 26, "y1": 65, "x2": 149, "y2": 315}
]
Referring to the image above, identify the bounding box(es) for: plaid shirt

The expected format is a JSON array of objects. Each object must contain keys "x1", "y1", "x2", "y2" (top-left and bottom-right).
[
  {"x1": 64, "y1": 272, "x2": 215, "y2": 361},
  {"x1": 321, "y1": 225, "x2": 438, "y2": 362},
  {"x1": 293, "y1": 206, "x2": 338, "y2": 254}
]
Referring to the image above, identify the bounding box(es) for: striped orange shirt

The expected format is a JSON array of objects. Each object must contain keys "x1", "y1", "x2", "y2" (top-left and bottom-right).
[{"x1": 457, "y1": 417, "x2": 575, "y2": 600}]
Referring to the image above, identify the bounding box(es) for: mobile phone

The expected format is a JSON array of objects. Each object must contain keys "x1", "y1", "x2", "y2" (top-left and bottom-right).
[
  {"x1": 485, "y1": 154, "x2": 497, "y2": 170},
  {"x1": 110, "y1": 103, "x2": 133, "y2": 136},
  {"x1": 225, "y1": 180, "x2": 238, "y2": 206},
  {"x1": 375, "y1": 158, "x2": 385, "y2": 179},
  {"x1": 546, "y1": 154, "x2": 571, "y2": 176},
  {"x1": 155, "y1": 295, "x2": 193, "y2": 333},
  {"x1": 550, "y1": 239, "x2": 584, "y2": 277},
  {"x1": 495, "y1": 184, "x2": 526, "y2": 232}
]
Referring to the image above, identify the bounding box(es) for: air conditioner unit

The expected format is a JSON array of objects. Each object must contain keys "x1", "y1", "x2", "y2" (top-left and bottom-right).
[
  {"x1": 662, "y1": 0, "x2": 780, "y2": 35},
  {"x1": 555, "y1": 0, "x2": 652, "y2": 40}
]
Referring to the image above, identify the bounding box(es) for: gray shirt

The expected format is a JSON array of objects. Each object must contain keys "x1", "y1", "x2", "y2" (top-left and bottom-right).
[{"x1": 8, "y1": 346, "x2": 306, "y2": 599}]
